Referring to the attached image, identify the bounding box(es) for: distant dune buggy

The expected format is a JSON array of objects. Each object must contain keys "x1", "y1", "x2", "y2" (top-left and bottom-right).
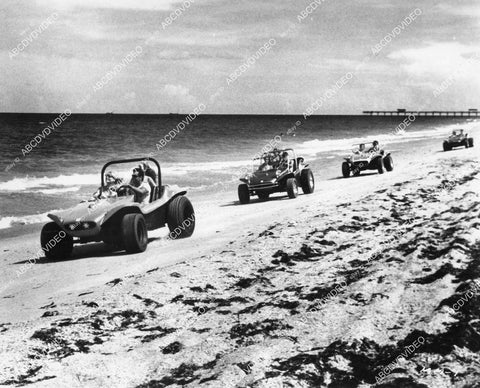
[
  {"x1": 40, "y1": 157, "x2": 195, "y2": 259},
  {"x1": 342, "y1": 142, "x2": 393, "y2": 178},
  {"x1": 443, "y1": 129, "x2": 474, "y2": 151},
  {"x1": 238, "y1": 148, "x2": 314, "y2": 204}
]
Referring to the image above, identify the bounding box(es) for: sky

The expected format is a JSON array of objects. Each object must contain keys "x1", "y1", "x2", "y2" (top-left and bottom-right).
[{"x1": 1, "y1": 0, "x2": 479, "y2": 114}]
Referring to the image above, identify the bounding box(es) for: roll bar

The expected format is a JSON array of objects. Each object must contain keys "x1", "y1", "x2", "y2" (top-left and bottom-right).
[{"x1": 100, "y1": 157, "x2": 161, "y2": 193}]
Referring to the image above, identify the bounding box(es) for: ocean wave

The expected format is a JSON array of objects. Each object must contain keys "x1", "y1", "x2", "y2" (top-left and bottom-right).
[{"x1": 0, "y1": 211, "x2": 56, "y2": 230}]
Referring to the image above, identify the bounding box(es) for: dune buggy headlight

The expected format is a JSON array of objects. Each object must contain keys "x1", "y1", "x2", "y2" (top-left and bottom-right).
[{"x1": 65, "y1": 221, "x2": 96, "y2": 231}]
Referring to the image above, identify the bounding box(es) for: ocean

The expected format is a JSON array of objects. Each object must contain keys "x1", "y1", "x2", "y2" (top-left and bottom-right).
[{"x1": 0, "y1": 113, "x2": 477, "y2": 232}]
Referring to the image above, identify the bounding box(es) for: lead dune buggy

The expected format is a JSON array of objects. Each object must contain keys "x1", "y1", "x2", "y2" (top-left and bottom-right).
[
  {"x1": 238, "y1": 148, "x2": 314, "y2": 204},
  {"x1": 342, "y1": 143, "x2": 393, "y2": 178},
  {"x1": 40, "y1": 157, "x2": 195, "y2": 260},
  {"x1": 443, "y1": 129, "x2": 474, "y2": 151}
]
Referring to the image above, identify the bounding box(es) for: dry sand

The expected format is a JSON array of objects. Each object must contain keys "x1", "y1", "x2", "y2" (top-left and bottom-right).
[{"x1": 1, "y1": 142, "x2": 480, "y2": 387}]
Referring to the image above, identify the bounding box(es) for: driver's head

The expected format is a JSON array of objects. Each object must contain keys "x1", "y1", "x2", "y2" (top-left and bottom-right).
[
  {"x1": 373, "y1": 140, "x2": 379, "y2": 147},
  {"x1": 282, "y1": 151, "x2": 288, "y2": 159},
  {"x1": 359, "y1": 144, "x2": 365, "y2": 151},
  {"x1": 131, "y1": 168, "x2": 144, "y2": 187}
]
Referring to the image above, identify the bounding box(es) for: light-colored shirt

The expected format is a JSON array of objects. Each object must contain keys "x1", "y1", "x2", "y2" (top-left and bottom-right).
[{"x1": 136, "y1": 181, "x2": 151, "y2": 205}]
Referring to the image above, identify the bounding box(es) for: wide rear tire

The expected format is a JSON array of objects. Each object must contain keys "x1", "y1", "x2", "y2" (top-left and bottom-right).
[
  {"x1": 286, "y1": 178, "x2": 298, "y2": 199},
  {"x1": 376, "y1": 157, "x2": 384, "y2": 174},
  {"x1": 468, "y1": 138, "x2": 474, "y2": 147},
  {"x1": 300, "y1": 169, "x2": 315, "y2": 194},
  {"x1": 121, "y1": 214, "x2": 148, "y2": 253},
  {"x1": 238, "y1": 184, "x2": 250, "y2": 204},
  {"x1": 167, "y1": 196, "x2": 195, "y2": 239},
  {"x1": 383, "y1": 155, "x2": 393, "y2": 172},
  {"x1": 40, "y1": 222, "x2": 73, "y2": 260},
  {"x1": 443, "y1": 142, "x2": 450, "y2": 152},
  {"x1": 342, "y1": 162, "x2": 350, "y2": 178},
  {"x1": 464, "y1": 140, "x2": 469, "y2": 149}
]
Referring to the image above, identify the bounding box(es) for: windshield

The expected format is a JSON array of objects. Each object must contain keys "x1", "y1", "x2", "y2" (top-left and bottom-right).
[{"x1": 253, "y1": 149, "x2": 294, "y2": 171}]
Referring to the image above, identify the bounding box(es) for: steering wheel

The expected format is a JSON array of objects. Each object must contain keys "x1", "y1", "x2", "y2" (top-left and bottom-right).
[{"x1": 116, "y1": 184, "x2": 133, "y2": 197}]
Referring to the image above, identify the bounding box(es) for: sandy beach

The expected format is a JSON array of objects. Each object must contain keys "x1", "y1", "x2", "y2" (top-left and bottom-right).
[{"x1": 1, "y1": 138, "x2": 479, "y2": 387}]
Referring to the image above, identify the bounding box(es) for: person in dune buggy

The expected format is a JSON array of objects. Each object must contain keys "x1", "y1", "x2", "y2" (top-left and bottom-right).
[
  {"x1": 118, "y1": 168, "x2": 151, "y2": 205},
  {"x1": 368, "y1": 140, "x2": 380, "y2": 153},
  {"x1": 90, "y1": 171, "x2": 123, "y2": 200},
  {"x1": 277, "y1": 151, "x2": 290, "y2": 172}
]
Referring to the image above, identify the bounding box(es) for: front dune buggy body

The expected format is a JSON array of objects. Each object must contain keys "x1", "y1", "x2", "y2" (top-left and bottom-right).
[
  {"x1": 443, "y1": 129, "x2": 474, "y2": 151},
  {"x1": 237, "y1": 148, "x2": 315, "y2": 204},
  {"x1": 40, "y1": 157, "x2": 195, "y2": 259},
  {"x1": 342, "y1": 143, "x2": 393, "y2": 178}
]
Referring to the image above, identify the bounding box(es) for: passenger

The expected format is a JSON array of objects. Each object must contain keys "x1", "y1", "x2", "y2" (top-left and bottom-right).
[
  {"x1": 91, "y1": 171, "x2": 122, "y2": 199},
  {"x1": 270, "y1": 150, "x2": 281, "y2": 168},
  {"x1": 138, "y1": 164, "x2": 157, "y2": 191},
  {"x1": 278, "y1": 151, "x2": 290, "y2": 171},
  {"x1": 120, "y1": 168, "x2": 151, "y2": 205},
  {"x1": 258, "y1": 155, "x2": 274, "y2": 171},
  {"x1": 354, "y1": 144, "x2": 366, "y2": 154},
  {"x1": 140, "y1": 161, "x2": 157, "y2": 183}
]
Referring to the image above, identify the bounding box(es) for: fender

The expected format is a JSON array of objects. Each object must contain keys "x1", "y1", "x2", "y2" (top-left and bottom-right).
[
  {"x1": 166, "y1": 191, "x2": 187, "y2": 205},
  {"x1": 101, "y1": 204, "x2": 142, "y2": 225}
]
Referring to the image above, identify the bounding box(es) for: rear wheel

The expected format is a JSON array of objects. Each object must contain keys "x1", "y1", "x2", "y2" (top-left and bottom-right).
[
  {"x1": 300, "y1": 169, "x2": 315, "y2": 194},
  {"x1": 383, "y1": 155, "x2": 394, "y2": 172},
  {"x1": 167, "y1": 196, "x2": 195, "y2": 239},
  {"x1": 464, "y1": 139, "x2": 469, "y2": 149},
  {"x1": 443, "y1": 142, "x2": 449, "y2": 152},
  {"x1": 376, "y1": 157, "x2": 384, "y2": 174},
  {"x1": 41, "y1": 222, "x2": 73, "y2": 260},
  {"x1": 342, "y1": 162, "x2": 350, "y2": 178},
  {"x1": 468, "y1": 138, "x2": 474, "y2": 147},
  {"x1": 257, "y1": 192, "x2": 270, "y2": 201},
  {"x1": 286, "y1": 178, "x2": 298, "y2": 199},
  {"x1": 238, "y1": 184, "x2": 250, "y2": 204},
  {"x1": 121, "y1": 213, "x2": 148, "y2": 253}
]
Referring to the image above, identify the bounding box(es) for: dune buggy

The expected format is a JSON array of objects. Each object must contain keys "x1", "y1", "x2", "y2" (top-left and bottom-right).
[
  {"x1": 237, "y1": 148, "x2": 314, "y2": 204},
  {"x1": 342, "y1": 143, "x2": 393, "y2": 178},
  {"x1": 443, "y1": 129, "x2": 474, "y2": 151},
  {"x1": 40, "y1": 157, "x2": 195, "y2": 259}
]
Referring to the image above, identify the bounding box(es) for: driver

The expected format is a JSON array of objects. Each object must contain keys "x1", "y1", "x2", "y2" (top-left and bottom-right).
[
  {"x1": 368, "y1": 140, "x2": 380, "y2": 153},
  {"x1": 120, "y1": 168, "x2": 151, "y2": 205}
]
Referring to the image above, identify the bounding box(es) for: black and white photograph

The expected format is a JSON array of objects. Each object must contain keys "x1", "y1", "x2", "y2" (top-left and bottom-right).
[{"x1": 1, "y1": 0, "x2": 479, "y2": 387}]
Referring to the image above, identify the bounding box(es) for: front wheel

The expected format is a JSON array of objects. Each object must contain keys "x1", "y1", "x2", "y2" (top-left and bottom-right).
[
  {"x1": 286, "y1": 178, "x2": 298, "y2": 199},
  {"x1": 443, "y1": 142, "x2": 450, "y2": 152},
  {"x1": 121, "y1": 213, "x2": 148, "y2": 253},
  {"x1": 300, "y1": 169, "x2": 315, "y2": 194},
  {"x1": 41, "y1": 222, "x2": 73, "y2": 260},
  {"x1": 383, "y1": 155, "x2": 394, "y2": 172},
  {"x1": 238, "y1": 184, "x2": 250, "y2": 204},
  {"x1": 342, "y1": 162, "x2": 350, "y2": 178},
  {"x1": 167, "y1": 196, "x2": 195, "y2": 239},
  {"x1": 464, "y1": 140, "x2": 469, "y2": 149}
]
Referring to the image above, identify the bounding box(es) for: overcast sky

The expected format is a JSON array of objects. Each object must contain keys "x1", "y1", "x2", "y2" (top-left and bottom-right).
[{"x1": 1, "y1": 0, "x2": 479, "y2": 114}]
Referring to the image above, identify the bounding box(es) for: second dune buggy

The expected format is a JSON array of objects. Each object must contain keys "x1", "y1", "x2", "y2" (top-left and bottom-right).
[{"x1": 238, "y1": 148, "x2": 315, "y2": 204}]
